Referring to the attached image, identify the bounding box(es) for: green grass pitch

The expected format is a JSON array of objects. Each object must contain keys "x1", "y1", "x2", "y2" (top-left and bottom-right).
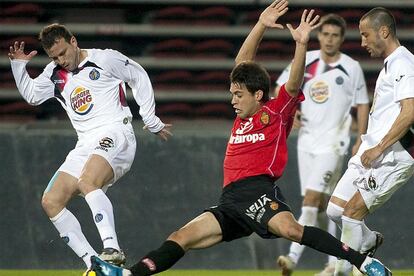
[{"x1": 1, "y1": 270, "x2": 414, "y2": 276}]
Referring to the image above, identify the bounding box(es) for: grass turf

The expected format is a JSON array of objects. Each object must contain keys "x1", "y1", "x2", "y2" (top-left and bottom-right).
[{"x1": 1, "y1": 270, "x2": 414, "y2": 276}]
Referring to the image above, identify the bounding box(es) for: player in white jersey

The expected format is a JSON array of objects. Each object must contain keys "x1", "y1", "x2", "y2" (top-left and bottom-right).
[
  {"x1": 8, "y1": 24, "x2": 172, "y2": 270},
  {"x1": 275, "y1": 14, "x2": 369, "y2": 276},
  {"x1": 326, "y1": 7, "x2": 414, "y2": 275}
]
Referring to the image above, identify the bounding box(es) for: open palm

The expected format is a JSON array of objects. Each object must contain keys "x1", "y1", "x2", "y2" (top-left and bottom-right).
[
  {"x1": 259, "y1": 0, "x2": 289, "y2": 29},
  {"x1": 8, "y1": 41, "x2": 37, "y2": 61},
  {"x1": 287, "y1": 9, "x2": 321, "y2": 44}
]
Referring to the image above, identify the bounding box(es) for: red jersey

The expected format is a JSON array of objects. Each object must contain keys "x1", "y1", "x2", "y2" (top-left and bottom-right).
[{"x1": 223, "y1": 84, "x2": 304, "y2": 187}]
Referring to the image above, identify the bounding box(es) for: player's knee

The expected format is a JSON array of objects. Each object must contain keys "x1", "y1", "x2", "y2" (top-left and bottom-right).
[
  {"x1": 326, "y1": 202, "x2": 343, "y2": 225},
  {"x1": 77, "y1": 176, "x2": 95, "y2": 195},
  {"x1": 41, "y1": 193, "x2": 60, "y2": 214},
  {"x1": 302, "y1": 191, "x2": 322, "y2": 207},
  {"x1": 167, "y1": 230, "x2": 189, "y2": 250},
  {"x1": 278, "y1": 221, "x2": 304, "y2": 242}
]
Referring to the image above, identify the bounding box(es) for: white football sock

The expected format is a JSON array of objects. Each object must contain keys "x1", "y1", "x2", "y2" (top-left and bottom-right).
[
  {"x1": 51, "y1": 208, "x2": 97, "y2": 268},
  {"x1": 85, "y1": 189, "x2": 120, "y2": 251},
  {"x1": 360, "y1": 221, "x2": 377, "y2": 252},
  {"x1": 326, "y1": 202, "x2": 343, "y2": 229},
  {"x1": 287, "y1": 206, "x2": 318, "y2": 264},
  {"x1": 327, "y1": 218, "x2": 338, "y2": 265},
  {"x1": 318, "y1": 211, "x2": 338, "y2": 265},
  {"x1": 334, "y1": 216, "x2": 363, "y2": 275}
]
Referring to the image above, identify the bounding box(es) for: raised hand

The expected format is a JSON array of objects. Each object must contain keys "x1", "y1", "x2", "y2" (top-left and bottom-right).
[
  {"x1": 8, "y1": 41, "x2": 38, "y2": 61},
  {"x1": 287, "y1": 9, "x2": 321, "y2": 45},
  {"x1": 259, "y1": 0, "x2": 289, "y2": 29}
]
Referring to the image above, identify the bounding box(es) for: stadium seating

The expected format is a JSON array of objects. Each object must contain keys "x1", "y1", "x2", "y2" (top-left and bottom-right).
[
  {"x1": 0, "y1": 3, "x2": 43, "y2": 23},
  {"x1": 1, "y1": 1, "x2": 414, "y2": 120}
]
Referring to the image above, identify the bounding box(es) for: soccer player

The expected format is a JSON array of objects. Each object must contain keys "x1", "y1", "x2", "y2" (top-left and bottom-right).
[
  {"x1": 326, "y1": 7, "x2": 414, "y2": 275},
  {"x1": 8, "y1": 24, "x2": 172, "y2": 269},
  {"x1": 275, "y1": 14, "x2": 370, "y2": 276},
  {"x1": 90, "y1": 1, "x2": 390, "y2": 276}
]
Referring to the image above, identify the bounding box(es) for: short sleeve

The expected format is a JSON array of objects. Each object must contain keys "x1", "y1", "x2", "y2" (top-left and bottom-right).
[
  {"x1": 352, "y1": 62, "x2": 369, "y2": 106},
  {"x1": 393, "y1": 60, "x2": 414, "y2": 102},
  {"x1": 267, "y1": 84, "x2": 304, "y2": 121}
]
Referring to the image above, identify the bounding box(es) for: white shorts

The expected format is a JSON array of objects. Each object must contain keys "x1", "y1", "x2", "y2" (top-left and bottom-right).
[
  {"x1": 332, "y1": 143, "x2": 414, "y2": 212},
  {"x1": 298, "y1": 150, "x2": 345, "y2": 196},
  {"x1": 57, "y1": 122, "x2": 136, "y2": 188}
]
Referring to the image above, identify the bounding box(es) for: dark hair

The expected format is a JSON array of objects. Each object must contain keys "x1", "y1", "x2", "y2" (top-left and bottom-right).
[
  {"x1": 318, "y1": 13, "x2": 346, "y2": 37},
  {"x1": 230, "y1": 61, "x2": 270, "y2": 102},
  {"x1": 360, "y1": 7, "x2": 396, "y2": 37},
  {"x1": 39, "y1": 23, "x2": 73, "y2": 50}
]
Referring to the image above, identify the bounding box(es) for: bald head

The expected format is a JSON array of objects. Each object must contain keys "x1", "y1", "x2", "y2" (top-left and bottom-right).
[{"x1": 360, "y1": 7, "x2": 396, "y2": 37}]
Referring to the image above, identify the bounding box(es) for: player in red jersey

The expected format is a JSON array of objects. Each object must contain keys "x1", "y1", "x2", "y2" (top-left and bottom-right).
[{"x1": 89, "y1": 1, "x2": 391, "y2": 275}]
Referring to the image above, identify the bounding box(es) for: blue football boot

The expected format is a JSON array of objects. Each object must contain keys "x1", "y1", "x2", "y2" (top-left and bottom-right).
[
  {"x1": 91, "y1": 255, "x2": 132, "y2": 276},
  {"x1": 364, "y1": 258, "x2": 392, "y2": 276}
]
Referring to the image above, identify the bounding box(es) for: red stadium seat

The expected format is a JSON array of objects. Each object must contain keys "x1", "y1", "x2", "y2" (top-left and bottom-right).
[
  {"x1": 147, "y1": 6, "x2": 193, "y2": 25},
  {"x1": 0, "y1": 3, "x2": 43, "y2": 23},
  {"x1": 237, "y1": 10, "x2": 261, "y2": 26},
  {"x1": 256, "y1": 41, "x2": 287, "y2": 60},
  {"x1": 193, "y1": 6, "x2": 234, "y2": 26},
  {"x1": 0, "y1": 36, "x2": 41, "y2": 55},
  {"x1": 196, "y1": 103, "x2": 233, "y2": 118},
  {"x1": 338, "y1": 9, "x2": 364, "y2": 28},
  {"x1": 193, "y1": 71, "x2": 229, "y2": 90},
  {"x1": 192, "y1": 39, "x2": 234, "y2": 58},
  {"x1": 152, "y1": 70, "x2": 194, "y2": 90},
  {"x1": 146, "y1": 39, "x2": 193, "y2": 57},
  {"x1": 156, "y1": 103, "x2": 194, "y2": 118}
]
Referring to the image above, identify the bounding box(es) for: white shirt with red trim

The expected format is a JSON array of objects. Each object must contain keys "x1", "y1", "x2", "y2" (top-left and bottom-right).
[
  {"x1": 10, "y1": 48, "x2": 164, "y2": 139},
  {"x1": 277, "y1": 50, "x2": 369, "y2": 154},
  {"x1": 357, "y1": 46, "x2": 414, "y2": 160}
]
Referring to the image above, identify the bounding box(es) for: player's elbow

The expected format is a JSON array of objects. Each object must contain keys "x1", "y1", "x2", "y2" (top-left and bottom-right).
[
  {"x1": 25, "y1": 95, "x2": 43, "y2": 106},
  {"x1": 284, "y1": 82, "x2": 300, "y2": 96},
  {"x1": 235, "y1": 57, "x2": 250, "y2": 66}
]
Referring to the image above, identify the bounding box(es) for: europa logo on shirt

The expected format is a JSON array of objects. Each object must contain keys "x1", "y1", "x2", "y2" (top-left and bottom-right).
[
  {"x1": 229, "y1": 118, "x2": 265, "y2": 144},
  {"x1": 70, "y1": 86, "x2": 94, "y2": 115}
]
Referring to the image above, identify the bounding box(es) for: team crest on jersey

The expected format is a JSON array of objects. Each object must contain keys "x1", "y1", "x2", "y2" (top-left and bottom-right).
[
  {"x1": 323, "y1": 171, "x2": 333, "y2": 184},
  {"x1": 89, "y1": 68, "x2": 100, "y2": 80},
  {"x1": 269, "y1": 201, "x2": 279, "y2": 210},
  {"x1": 260, "y1": 111, "x2": 270, "y2": 125},
  {"x1": 309, "y1": 81, "x2": 330, "y2": 103},
  {"x1": 70, "y1": 87, "x2": 94, "y2": 115},
  {"x1": 368, "y1": 176, "x2": 377, "y2": 190},
  {"x1": 353, "y1": 175, "x2": 378, "y2": 191},
  {"x1": 336, "y1": 76, "x2": 344, "y2": 85}
]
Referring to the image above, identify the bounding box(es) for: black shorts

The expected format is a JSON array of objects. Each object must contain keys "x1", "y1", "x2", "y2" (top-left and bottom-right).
[{"x1": 205, "y1": 175, "x2": 291, "y2": 242}]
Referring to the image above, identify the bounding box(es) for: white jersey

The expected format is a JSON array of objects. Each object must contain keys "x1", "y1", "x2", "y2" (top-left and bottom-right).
[
  {"x1": 10, "y1": 48, "x2": 164, "y2": 139},
  {"x1": 277, "y1": 50, "x2": 369, "y2": 154},
  {"x1": 358, "y1": 46, "x2": 414, "y2": 159}
]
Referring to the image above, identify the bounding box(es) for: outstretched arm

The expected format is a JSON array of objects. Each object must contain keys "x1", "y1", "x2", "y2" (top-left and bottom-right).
[
  {"x1": 285, "y1": 9, "x2": 320, "y2": 97},
  {"x1": 9, "y1": 41, "x2": 54, "y2": 105},
  {"x1": 235, "y1": 0, "x2": 288, "y2": 65}
]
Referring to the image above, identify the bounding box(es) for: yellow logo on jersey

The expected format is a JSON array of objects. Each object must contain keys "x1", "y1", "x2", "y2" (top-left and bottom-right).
[
  {"x1": 309, "y1": 81, "x2": 330, "y2": 103},
  {"x1": 70, "y1": 87, "x2": 94, "y2": 115}
]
